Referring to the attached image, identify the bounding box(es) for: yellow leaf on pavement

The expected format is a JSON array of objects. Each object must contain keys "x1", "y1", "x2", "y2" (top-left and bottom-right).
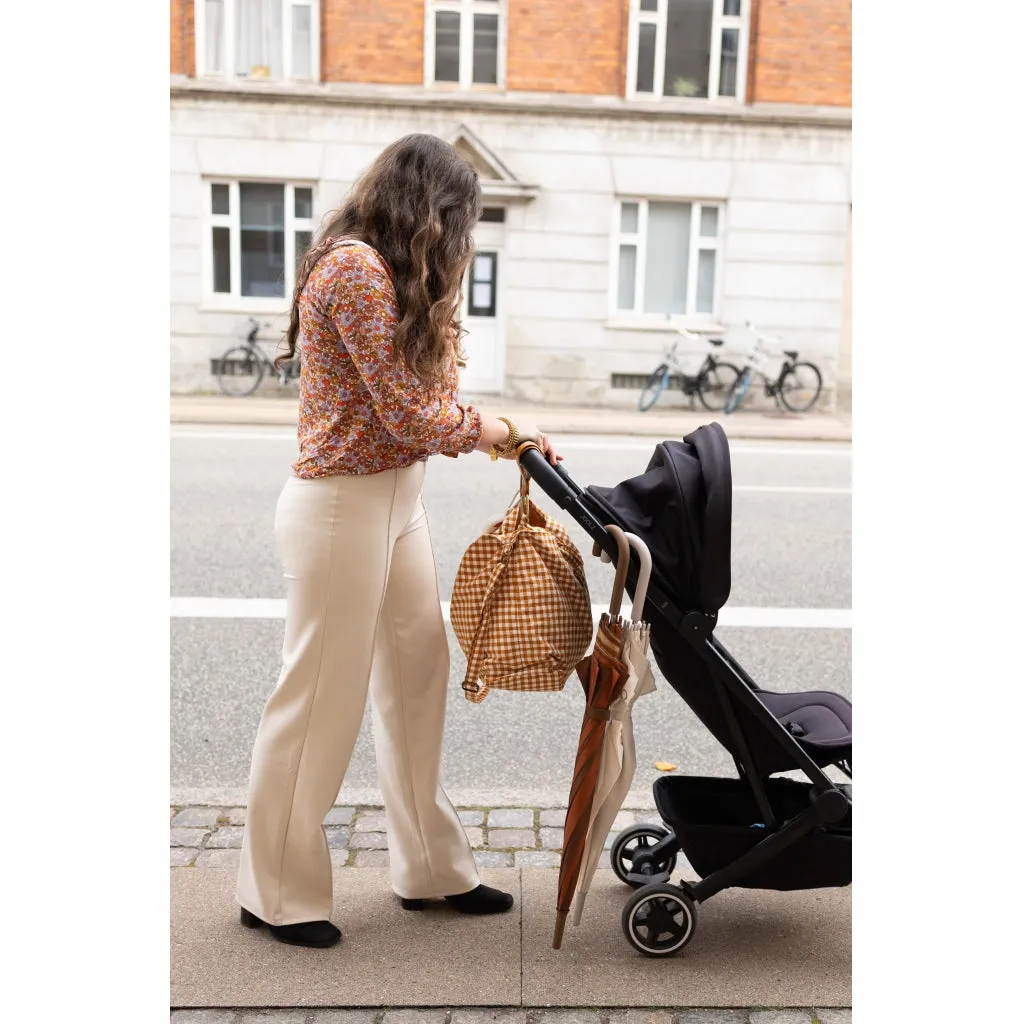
[{"x1": 654, "y1": 761, "x2": 677, "y2": 772}]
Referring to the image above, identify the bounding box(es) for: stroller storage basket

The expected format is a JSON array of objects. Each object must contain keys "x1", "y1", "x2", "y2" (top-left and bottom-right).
[{"x1": 654, "y1": 775, "x2": 851, "y2": 892}]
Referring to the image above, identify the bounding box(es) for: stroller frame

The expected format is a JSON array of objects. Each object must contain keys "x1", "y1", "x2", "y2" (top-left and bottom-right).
[{"x1": 519, "y1": 444, "x2": 851, "y2": 930}]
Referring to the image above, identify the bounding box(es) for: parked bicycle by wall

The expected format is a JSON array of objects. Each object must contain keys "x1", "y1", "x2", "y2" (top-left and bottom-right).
[
  {"x1": 723, "y1": 322, "x2": 823, "y2": 415},
  {"x1": 637, "y1": 320, "x2": 741, "y2": 412},
  {"x1": 214, "y1": 318, "x2": 300, "y2": 397}
]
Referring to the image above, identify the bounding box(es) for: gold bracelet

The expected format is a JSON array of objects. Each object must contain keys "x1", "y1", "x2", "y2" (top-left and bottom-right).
[{"x1": 489, "y1": 416, "x2": 521, "y2": 461}]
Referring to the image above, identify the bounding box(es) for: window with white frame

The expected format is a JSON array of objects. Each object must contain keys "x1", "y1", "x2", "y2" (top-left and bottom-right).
[
  {"x1": 426, "y1": 0, "x2": 504, "y2": 87},
  {"x1": 205, "y1": 181, "x2": 315, "y2": 304},
  {"x1": 195, "y1": 0, "x2": 319, "y2": 80},
  {"x1": 613, "y1": 199, "x2": 722, "y2": 317},
  {"x1": 629, "y1": 0, "x2": 746, "y2": 101}
]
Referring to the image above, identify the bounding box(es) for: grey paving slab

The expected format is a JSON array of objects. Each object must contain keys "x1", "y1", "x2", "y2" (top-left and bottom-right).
[
  {"x1": 171, "y1": 868, "x2": 521, "y2": 1007},
  {"x1": 381, "y1": 1012, "x2": 447, "y2": 1024},
  {"x1": 236, "y1": 1013, "x2": 308, "y2": 1024},
  {"x1": 310, "y1": 1013, "x2": 379, "y2": 1024},
  {"x1": 325, "y1": 827, "x2": 350, "y2": 849},
  {"x1": 520, "y1": 870, "x2": 851, "y2": 1007},
  {"x1": 539, "y1": 809, "x2": 566, "y2": 827},
  {"x1": 675, "y1": 1013, "x2": 749, "y2": 1024},
  {"x1": 171, "y1": 848, "x2": 198, "y2": 867},
  {"x1": 170, "y1": 1012, "x2": 238, "y2": 1023},
  {"x1": 474, "y1": 852, "x2": 514, "y2": 868},
  {"x1": 464, "y1": 827, "x2": 484, "y2": 847},
  {"x1": 813, "y1": 1013, "x2": 852, "y2": 1024},
  {"x1": 449, "y1": 1012, "x2": 528, "y2": 1024},
  {"x1": 172, "y1": 807, "x2": 225, "y2": 828},
  {"x1": 458, "y1": 810, "x2": 485, "y2": 826},
  {"x1": 349, "y1": 831, "x2": 387, "y2": 850},
  {"x1": 488, "y1": 829, "x2": 537, "y2": 850},
  {"x1": 324, "y1": 806, "x2": 356, "y2": 826},
  {"x1": 748, "y1": 1014, "x2": 814, "y2": 1024},
  {"x1": 514, "y1": 851, "x2": 561, "y2": 868},
  {"x1": 207, "y1": 826, "x2": 246, "y2": 849},
  {"x1": 488, "y1": 808, "x2": 535, "y2": 828},
  {"x1": 352, "y1": 851, "x2": 389, "y2": 868},
  {"x1": 606, "y1": 1012, "x2": 675, "y2": 1024},
  {"x1": 171, "y1": 827, "x2": 210, "y2": 848},
  {"x1": 353, "y1": 812, "x2": 388, "y2": 833}
]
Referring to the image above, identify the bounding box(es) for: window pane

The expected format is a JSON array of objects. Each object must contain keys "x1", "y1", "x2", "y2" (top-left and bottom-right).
[
  {"x1": 723, "y1": 0, "x2": 741, "y2": 15},
  {"x1": 236, "y1": 0, "x2": 283, "y2": 78},
  {"x1": 480, "y1": 207, "x2": 506, "y2": 223},
  {"x1": 434, "y1": 11, "x2": 461, "y2": 82},
  {"x1": 696, "y1": 249, "x2": 716, "y2": 313},
  {"x1": 212, "y1": 226, "x2": 231, "y2": 293},
  {"x1": 719, "y1": 27, "x2": 739, "y2": 97},
  {"x1": 473, "y1": 14, "x2": 499, "y2": 85},
  {"x1": 211, "y1": 183, "x2": 230, "y2": 215},
  {"x1": 294, "y1": 187, "x2": 313, "y2": 219},
  {"x1": 205, "y1": 0, "x2": 225, "y2": 72},
  {"x1": 644, "y1": 202, "x2": 692, "y2": 314},
  {"x1": 663, "y1": 0, "x2": 713, "y2": 98},
  {"x1": 617, "y1": 245, "x2": 637, "y2": 310},
  {"x1": 240, "y1": 182, "x2": 285, "y2": 298},
  {"x1": 468, "y1": 253, "x2": 497, "y2": 317},
  {"x1": 636, "y1": 23, "x2": 657, "y2": 93},
  {"x1": 291, "y1": 3, "x2": 312, "y2": 78},
  {"x1": 295, "y1": 230, "x2": 312, "y2": 274},
  {"x1": 700, "y1": 205, "x2": 718, "y2": 237},
  {"x1": 641, "y1": 0, "x2": 660, "y2": 10},
  {"x1": 620, "y1": 202, "x2": 639, "y2": 233}
]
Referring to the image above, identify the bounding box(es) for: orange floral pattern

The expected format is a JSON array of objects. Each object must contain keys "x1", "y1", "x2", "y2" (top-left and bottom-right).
[{"x1": 293, "y1": 239, "x2": 483, "y2": 479}]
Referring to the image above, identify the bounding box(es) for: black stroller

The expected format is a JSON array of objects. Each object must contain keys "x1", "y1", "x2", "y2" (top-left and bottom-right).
[{"x1": 519, "y1": 423, "x2": 852, "y2": 957}]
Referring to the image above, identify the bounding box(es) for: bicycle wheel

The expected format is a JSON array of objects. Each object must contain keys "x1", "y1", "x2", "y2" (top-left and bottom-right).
[
  {"x1": 723, "y1": 368, "x2": 752, "y2": 414},
  {"x1": 638, "y1": 365, "x2": 669, "y2": 412},
  {"x1": 778, "y1": 362, "x2": 823, "y2": 413},
  {"x1": 696, "y1": 361, "x2": 742, "y2": 412},
  {"x1": 216, "y1": 346, "x2": 265, "y2": 397}
]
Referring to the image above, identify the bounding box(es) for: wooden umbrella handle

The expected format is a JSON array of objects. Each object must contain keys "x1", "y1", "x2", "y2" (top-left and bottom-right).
[{"x1": 605, "y1": 525, "x2": 631, "y2": 618}]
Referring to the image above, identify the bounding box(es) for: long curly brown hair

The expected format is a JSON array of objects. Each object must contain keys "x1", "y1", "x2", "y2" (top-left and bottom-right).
[{"x1": 276, "y1": 133, "x2": 482, "y2": 384}]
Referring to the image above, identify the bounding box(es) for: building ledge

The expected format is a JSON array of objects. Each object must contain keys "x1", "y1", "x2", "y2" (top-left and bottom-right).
[{"x1": 170, "y1": 77, "x2": 852, "y2": 130}]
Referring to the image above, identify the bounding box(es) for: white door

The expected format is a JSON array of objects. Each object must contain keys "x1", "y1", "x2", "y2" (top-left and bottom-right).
[{"x1": 459, "y1": 244, "x2": 504, "y2": 394}]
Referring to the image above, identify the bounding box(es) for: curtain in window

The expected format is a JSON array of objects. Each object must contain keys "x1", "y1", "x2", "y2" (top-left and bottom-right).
[
  {"x1": 236, "y1": 0, "x2": 283, "y2": 79},
  {"x1": 205, "y1": 0, "x2": 226, "y2": 72},
  {"x1": 644, "y1": 202, "x2": 692, "y2": 314}
]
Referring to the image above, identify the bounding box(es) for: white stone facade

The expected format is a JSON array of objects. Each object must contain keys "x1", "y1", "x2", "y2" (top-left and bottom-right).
[{"x1": 170, "y1": 81, "x2": 851, "y2": 407}]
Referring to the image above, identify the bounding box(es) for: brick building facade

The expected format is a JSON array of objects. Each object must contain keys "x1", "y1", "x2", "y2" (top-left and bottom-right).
[{"x1": 170, "y1": 0, "x2": 851, "y2": 405}]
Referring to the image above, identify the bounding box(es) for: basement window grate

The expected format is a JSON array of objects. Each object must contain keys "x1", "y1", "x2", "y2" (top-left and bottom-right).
[{"x1": 611, "y1": 373, "x2": 685, "y2": 390}]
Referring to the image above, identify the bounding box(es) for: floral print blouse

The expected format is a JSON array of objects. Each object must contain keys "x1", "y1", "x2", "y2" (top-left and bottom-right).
[{"x1": 292, "y1": 239, "x2": 483, "y2": 479}]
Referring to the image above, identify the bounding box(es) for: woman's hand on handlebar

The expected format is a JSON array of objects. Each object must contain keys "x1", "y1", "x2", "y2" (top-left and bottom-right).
[{"x1": 517, "y1": 423, "x2": 562, "y2": 466}]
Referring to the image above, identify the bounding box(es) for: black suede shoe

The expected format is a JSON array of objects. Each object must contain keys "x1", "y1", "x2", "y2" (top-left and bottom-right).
[
  {"x1": 400, "y1": 883, "x2": 514, "y2": 915},
  {"x1": 240, "y1": 907, "x2": 341, "y2": 948}
]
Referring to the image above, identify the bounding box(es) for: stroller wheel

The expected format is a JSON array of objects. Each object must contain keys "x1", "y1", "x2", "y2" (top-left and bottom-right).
[
  {"x1": 611, "y1": 824, "x2": 678, "y2": 888},
  {"x1": 622, "y1": 883, "x2": 698, "y2": 958}
]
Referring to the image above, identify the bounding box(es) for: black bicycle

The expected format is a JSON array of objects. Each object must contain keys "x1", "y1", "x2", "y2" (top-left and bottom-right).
[
  {"x1": 723, "y1": 321, "x2": 823, "y2": 414},
  {"x1": 638, "y1": 326, "x2": 741, "y2": 413},
  {"x1": 214, "y1": 318, "x2": 300, "y2": 397}
]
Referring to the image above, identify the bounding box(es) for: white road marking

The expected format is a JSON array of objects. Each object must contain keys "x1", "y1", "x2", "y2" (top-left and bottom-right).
[
  {"x1": 169, "y1": 428, "x2": 850, "y2": 458},
  {"x1": 170, "y1": 597, "x2": 851, "y2": 629},
  {"x1": 734, "y1": 485, "x2": 851, "y2": 495}
]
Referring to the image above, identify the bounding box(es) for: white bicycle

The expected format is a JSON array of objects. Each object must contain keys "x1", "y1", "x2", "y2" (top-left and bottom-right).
[
  {"x1": 723, "y1": 322, "x2": 823, "y2": 415},
  {"x1": 637, "y1": 320, "x2": 742, "y2": 413}
]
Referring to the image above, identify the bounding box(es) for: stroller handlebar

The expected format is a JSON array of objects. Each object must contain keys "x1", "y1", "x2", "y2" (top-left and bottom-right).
[{"x1": 516, "y1": 443, "x2": 581, "y2": 508}]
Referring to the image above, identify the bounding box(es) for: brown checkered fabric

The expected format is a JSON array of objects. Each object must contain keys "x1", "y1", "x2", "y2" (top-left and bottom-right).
[{"x1": 451, "y1": 481, "x2": 593, "y2": 704}]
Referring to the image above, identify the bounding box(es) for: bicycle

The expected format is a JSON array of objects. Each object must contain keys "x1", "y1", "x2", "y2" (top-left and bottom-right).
[
  {"x1": 214, "y1": 318, "x2": 300, "y2": 397},
  {"x1": 723, "y1": 321, "x2": 823, "y2": 415},
  {"x1": 637, "y1": 322, "x2": 742, "y2": 413}
]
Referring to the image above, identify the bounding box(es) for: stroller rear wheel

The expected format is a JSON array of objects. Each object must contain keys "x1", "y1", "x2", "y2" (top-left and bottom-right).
[
  {"x1": 622, "y1": 883, "x2": 698, "y2": 957},
  {"x1": 611, "y1": 824, "x2": 678, "y2": 888}
]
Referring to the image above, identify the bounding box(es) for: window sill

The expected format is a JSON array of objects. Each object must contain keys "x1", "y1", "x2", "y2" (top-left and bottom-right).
[
  {"x1": 605, "y1": 317, "x2": 725, "y2": 334},
  {"x1": 200, "y1": 296, "x2": 290, "y2": 316}
]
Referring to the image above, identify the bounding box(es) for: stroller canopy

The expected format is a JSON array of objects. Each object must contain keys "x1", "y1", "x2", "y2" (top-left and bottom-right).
[{"x1": 587, "y1": 424, "x2": 732, "y2": 615}]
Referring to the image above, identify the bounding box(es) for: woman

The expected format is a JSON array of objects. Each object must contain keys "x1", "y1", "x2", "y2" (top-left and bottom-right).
[{"x1": 235, "y1": 133, "x2": 559, "y2": 949}]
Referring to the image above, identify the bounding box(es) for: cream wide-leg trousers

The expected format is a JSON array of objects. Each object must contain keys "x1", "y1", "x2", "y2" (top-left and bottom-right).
[{"x1": 236, "y1": 461, "x2": 479, "y2": 925}]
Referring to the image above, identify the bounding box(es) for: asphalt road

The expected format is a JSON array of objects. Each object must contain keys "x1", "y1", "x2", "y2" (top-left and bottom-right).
[{"x1": 170, "y1": 426, "x2": 851, "y2": 808}]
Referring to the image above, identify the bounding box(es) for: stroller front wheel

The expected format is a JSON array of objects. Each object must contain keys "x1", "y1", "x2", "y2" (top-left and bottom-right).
[
  {"x1": 611, "y1": 824, "x2": 678, "y2": 888},
  {"x1": 622, "y1": 883, "x2": 698, "y2": 957}
]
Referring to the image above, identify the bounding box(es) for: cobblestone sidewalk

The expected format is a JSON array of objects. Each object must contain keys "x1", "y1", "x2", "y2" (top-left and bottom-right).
[
  {"x1": 170, "y1": 804, "x2": 666, "y2": 871},
  {"x1": 170, "y1": 1009, "x2": 852, "y2": 1023}
]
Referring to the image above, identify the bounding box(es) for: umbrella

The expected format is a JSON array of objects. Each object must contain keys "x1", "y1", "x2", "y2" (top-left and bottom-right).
[
  {"x1": 571, "y1": 529, "x2": 657, "y2": 927},
  {"x1": 553, "y1": 527, "x2": 632, "y2": 950}
]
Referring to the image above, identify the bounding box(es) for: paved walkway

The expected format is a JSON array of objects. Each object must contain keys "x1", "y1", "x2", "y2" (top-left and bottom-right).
[
  {"x1": 170, "y1": 394, "x2": 851, "y2": 443},
  {"x1": 170, "y1": 1010, "x2": 851, "y2": 1023},
  {"x1": 171, "y1": 804, "x2": 851, "y2": 1019}
]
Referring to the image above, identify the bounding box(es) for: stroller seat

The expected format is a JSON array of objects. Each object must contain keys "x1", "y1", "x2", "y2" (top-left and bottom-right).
[{"x1": 759, "y1": 689, "x2": 852, "y2": 753}]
